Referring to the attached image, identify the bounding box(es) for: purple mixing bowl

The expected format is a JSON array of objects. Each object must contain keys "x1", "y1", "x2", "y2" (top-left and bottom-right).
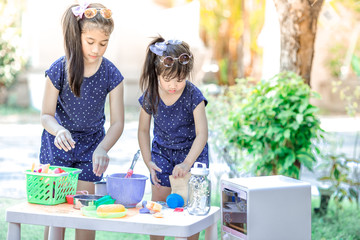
[{"x1": 106, "y1": 173, "x2": 148, "y2": 208}]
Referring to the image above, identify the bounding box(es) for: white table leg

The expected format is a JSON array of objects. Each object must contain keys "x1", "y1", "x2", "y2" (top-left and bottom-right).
[
  {"x1": 7, "y1": 222, "x2": 20, "y2": 240},
  {"x1": 205, "y1": 222, "x2": 218, "y2": 240},
  {"x1": 174, "y1": 238, "x2": 187, "y2": 240},
  {"x1": 48, "y1": 226, "x2": 65, "y2": 240}
]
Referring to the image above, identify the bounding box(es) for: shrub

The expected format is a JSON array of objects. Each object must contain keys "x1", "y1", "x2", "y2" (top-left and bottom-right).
[{"x1": 227, "y1": 71, "x2": 323, "y2": 179}]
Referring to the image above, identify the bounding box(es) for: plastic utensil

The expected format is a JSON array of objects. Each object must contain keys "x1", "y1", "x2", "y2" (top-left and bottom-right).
[
  {"x1": 95, "y1": 195, "x2": 115, "y2": 208},
  {"x1": 125, "y1": 150, "x2": 141, "y2": 178}
]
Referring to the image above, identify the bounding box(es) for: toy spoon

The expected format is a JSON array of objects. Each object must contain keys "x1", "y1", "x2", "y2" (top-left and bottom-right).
[{"x1": 125, "y1": 149, "x2": 141, "y2": 178}]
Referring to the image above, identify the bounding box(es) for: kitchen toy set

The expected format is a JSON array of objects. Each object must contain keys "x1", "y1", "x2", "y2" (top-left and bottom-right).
[
  {"x1": 24, "y1": 154, "x2": 313, "y2": 239},
  {"x1": 25, "y1": 154, "x2": 212, "y2": 220}
]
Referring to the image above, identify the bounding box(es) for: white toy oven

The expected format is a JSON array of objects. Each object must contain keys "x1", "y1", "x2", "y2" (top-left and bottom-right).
[{"x1": 221, "y1": 175, "x2": 311, "y2": 240}]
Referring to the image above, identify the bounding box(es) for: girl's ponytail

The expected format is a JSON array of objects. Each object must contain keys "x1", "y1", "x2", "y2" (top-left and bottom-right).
[
  {"x1": 62, "y1": 4, "x2": 84, "y2": 97},
  {"x1": 140, "y1": 36, "x2": 165, "y2": 114}
]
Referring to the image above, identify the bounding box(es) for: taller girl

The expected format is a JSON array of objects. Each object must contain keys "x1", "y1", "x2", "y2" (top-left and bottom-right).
[
  {"x1": 40, "y1": 2, "x2": 124, "y2": 239},
  {"x1": 138, "y1": 36, "x2": 208, "y2": 240}
]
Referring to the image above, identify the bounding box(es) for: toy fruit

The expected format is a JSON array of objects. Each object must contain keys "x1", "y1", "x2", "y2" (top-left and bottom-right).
[
  {"x1": 96, "y1": 204, "x2": 126, "y2": 214},
  {"x1": 54, "y1": 168, "x2": 66, "y2": 174},
  {"x1": 146, "y1": 201, "x2": 162, "y2": 213},
  {"x1": 166, "y1": 193, "x2": 184, "y2": 208},
  {"x1": 42, "y1": 164, "x2": 50, "y2": 173},
  {"x1": 153, "y1": 212, "x2": 164, "y2": 218},
  {"x1": 174, "y1": 208, "x2": 184, "y2": 212},
  {"x1": 66, "y1": 195, "x2": 74, "y2": 204}
]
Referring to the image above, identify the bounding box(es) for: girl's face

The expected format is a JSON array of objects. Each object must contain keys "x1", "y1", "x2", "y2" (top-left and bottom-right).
[
  {"x1": 158, "y1": 75, "x2": 187, "y2": 95},
  {"x1": 81, "y1": 28, "x2": 110, "y2": 64}
]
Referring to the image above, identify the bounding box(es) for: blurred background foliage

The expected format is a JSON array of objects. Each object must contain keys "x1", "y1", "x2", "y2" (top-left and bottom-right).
[
  {"x1": 0, "y1": 0, "x2": 27, "y2": 89},
  {"x1": 195, "y1": 0, "x2": 265, "y2": 85}
]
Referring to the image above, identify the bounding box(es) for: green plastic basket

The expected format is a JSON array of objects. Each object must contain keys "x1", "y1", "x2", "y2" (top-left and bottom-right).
[{"x1": 25, "y1": 166, "x2": 82, "y2": 205}]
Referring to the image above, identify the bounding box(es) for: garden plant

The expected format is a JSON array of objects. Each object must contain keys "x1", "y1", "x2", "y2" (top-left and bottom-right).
[{"x1": 226, "y1": 71, "x2": 324, "y2": 179}]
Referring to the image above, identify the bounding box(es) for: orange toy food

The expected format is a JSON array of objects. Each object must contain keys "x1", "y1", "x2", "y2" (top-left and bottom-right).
[
  {"x1": 153, "y1": 212, "x2": 164, "y2": 218},
  {"x1": 97, "y1": 204, "x2": 126, "y2": 214},
  {"x1": 146, "y1": 201, "x2": 162, "y2": 213},
  {"x1": 42, "y1": 164, "x2": 50, "y2": 174}
]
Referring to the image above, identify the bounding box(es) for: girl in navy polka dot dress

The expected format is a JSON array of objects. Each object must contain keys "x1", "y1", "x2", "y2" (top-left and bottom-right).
[
  {"x1": 138, "y1": 36, "x2": 208, "y2": 240},
  {"x1": 40, "y1": 3, "x2": 124, "y2": 239}
]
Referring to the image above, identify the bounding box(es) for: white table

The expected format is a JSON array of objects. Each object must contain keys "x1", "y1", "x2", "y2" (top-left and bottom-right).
[{"x1": 6, "y1": 202, "x2": 220, "y2": 240}]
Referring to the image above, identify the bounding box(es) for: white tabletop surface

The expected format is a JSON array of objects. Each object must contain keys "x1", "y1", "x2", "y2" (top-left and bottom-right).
[{"x1": 6, "y1": 202, "x2": 220, "y2": 239}]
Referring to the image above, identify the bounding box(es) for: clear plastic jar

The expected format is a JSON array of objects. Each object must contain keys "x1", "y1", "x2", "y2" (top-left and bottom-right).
[{"x1": 187, "y1": 162, "x2": 211, "y2": 215}]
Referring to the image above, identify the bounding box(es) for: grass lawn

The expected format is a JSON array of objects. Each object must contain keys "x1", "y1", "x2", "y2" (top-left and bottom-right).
[{"x1": 311, "y1": 197, "x2": 360, "y2": 240}]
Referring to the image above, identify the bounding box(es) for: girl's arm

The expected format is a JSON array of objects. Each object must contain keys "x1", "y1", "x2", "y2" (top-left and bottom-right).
[
  {"x1": 41, "y1": 77, "x2": 75, "y2": 151},
  {"x1": 93, "y1": 82, "x2": 125, "y2": 177},
  {"x1": 138, "y1": 108, "x2": 162, "y2": 187},
  {"x1": 172, "y1": 101, "x2": 208, "y2": 178}
]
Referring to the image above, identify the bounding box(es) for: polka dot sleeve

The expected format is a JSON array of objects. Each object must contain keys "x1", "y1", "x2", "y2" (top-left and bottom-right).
[
  {"x1": 44, "y1": 56, "x2": 66, "y2": 91},
  {"x1": 189, "y1": 82, "x2": 208, "y2": 112},
  {"x1": 138, "y1": 94, "x2": 153, "y2": 115},
  {"x1": 106, "y1": 59, "x2": 124, "y2": 92}
]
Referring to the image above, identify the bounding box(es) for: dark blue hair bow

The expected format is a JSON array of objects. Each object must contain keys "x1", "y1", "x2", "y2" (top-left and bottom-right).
[{"x1": 149, "y1": 39, "x2": 182, "y2": 56}]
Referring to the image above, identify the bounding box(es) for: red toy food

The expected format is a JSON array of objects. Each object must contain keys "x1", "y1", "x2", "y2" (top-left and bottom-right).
[{"x1": 54, "y1": 168, "x2": 66, "y2": 174}]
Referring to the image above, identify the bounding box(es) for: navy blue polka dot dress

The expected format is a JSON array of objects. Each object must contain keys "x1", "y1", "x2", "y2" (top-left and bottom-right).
[
  {"x1": 139, "y1": 81, "x2": 209, "y2": 187},
  {"x1": 40, "y1": 56, "x2": 124, "y2": 182}
]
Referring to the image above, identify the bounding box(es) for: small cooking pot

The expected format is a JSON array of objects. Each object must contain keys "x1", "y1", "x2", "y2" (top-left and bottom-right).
[
  {"x1": 73, "y1": 194, "x2": 103, "y2": 209},
  {"x1": 94, "y1": 181, "x2": 107, "y2": 196}
]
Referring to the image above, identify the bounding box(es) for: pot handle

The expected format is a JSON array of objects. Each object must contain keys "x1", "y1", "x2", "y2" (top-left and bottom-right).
[
  {"x1": 72, "y1": 170, "x2": 83, "y2": 175},
  {"x1": 76, "y1": 190, "x2": 88, "y2": 195},
  {"x1": 103, "y1": 175, "x2": 109, "y2": 181}
]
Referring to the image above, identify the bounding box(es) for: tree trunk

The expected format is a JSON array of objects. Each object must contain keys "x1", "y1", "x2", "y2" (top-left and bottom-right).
[{"x1": 272, "y1": 0, "x2": 324, "y2": 86}]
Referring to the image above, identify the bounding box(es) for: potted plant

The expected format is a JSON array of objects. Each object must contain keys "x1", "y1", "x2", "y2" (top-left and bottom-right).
[
  {"x1": 315, "y1": 132, "x2": 360, "y2": 216},
  {"x1": 227, "y1": 71, "x2": 324, "y2": 179}
]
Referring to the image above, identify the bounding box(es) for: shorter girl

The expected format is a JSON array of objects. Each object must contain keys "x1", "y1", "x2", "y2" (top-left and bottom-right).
[{"x1": 138, "y1": 36, "x2": 208, "y2": 240}]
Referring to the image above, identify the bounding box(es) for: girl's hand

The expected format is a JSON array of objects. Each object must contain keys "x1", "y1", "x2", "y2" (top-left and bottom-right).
[
  {"x1": 54, "y1": 129, "x2": 75, "y2": 152},
  {"x1": 92, "y1": 146, "x2": 110, "y2": 177},
  {"x1": 172, "y1": 162, "x2": 191, "y2": 178},
  {"x1": 147, "y1": 161, "x2": 162, "y2": 187}
]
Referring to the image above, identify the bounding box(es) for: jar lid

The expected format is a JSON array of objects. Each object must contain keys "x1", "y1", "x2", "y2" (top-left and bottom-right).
[{"x1": 190, "y1": 162, "x2": 209, "y2": 176}]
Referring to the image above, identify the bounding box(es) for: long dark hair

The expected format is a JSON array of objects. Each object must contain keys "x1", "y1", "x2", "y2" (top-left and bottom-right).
[
  {"x1": 140, "y1": 36, "x2": 194, "y2": 114},
  {"x1": 62, "y1": 3, "x2": 114, "y2": 97}
]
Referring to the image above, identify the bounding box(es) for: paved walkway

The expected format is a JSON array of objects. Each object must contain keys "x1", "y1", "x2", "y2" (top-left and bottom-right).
[{"x1": 1, "y1": 114, "x2": 360, "y2": 198}]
